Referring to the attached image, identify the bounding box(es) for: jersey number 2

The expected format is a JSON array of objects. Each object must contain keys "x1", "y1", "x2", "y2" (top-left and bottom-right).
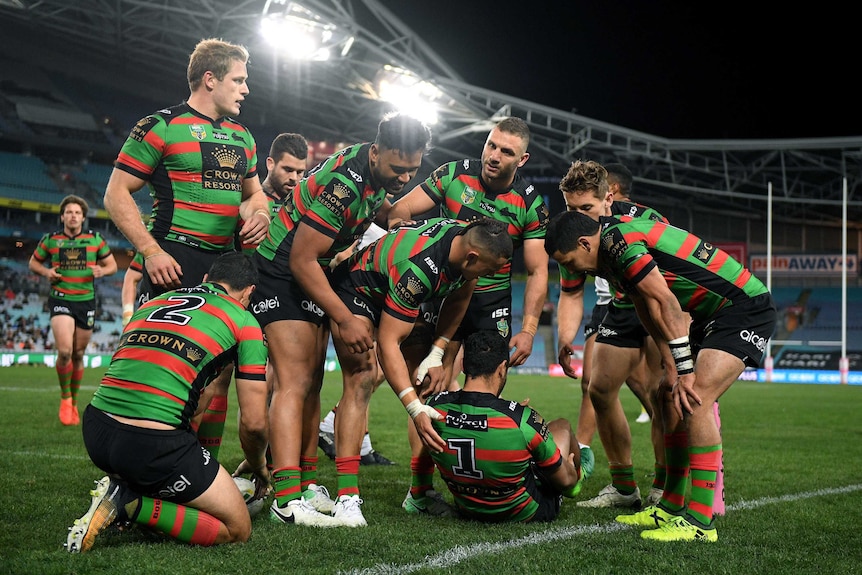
[{"x1": 146, "y1": 295, "x2": 206, "y2": 326}]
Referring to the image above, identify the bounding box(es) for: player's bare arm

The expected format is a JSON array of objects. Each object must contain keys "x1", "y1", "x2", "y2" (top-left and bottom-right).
[
  {"x1": 290, "y1": 223, "x2": 374, "y2": 353},
  {"x1": 555, "y1": 288, "x2": 584, "y2": 378},
  {"x1": 387, "y1": 184, "x2": 436, "y2": 228},
  {"x1": 510, "y1": 237, "x2": 549, "y2": 366},
  {"x1": 631, "y1": 268, "x2": 700, "y2": 417},
  {"x1": 104, "y1": 168, "x2": 182, "y2": 288},
  {"x1": 235, "y1": 376, "x2": 271, "y2": 491},
  {"x1": 378, "y1": 313, "x2": 446, "y2": 453},
  {"x1": 416, "y1": 280, "x2": 476, "y2": 394},
  {"x1": 237, "y1": 177, "x2": 270, "y2": 245}
]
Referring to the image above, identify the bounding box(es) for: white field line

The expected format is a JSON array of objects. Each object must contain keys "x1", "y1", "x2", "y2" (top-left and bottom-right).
[{"x1": 341, "y1": 484, "x2": 862, "y2": 575}]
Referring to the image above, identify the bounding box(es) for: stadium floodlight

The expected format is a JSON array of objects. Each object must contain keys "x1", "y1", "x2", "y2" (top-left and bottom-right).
[
  {"x1": 260, "y1": 0, "x2": 354, "y2": 61},
  {"x1": 375, "y1": 65, "x2": 442, "y2": 125}
]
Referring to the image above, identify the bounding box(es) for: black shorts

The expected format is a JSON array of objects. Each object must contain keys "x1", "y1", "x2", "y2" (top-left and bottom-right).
[
  {"x1": 48, "y1": 297, "x2": 95, "y2": 330},
  {"x1": 401, "y1": 299, "x2": 443, "y2": 349},
  {"x1": 584, "y1": 303, "x2": 609, "y2": 339},
  {"x1": 454, "y1": 289, "x2": 513, "y2": 343},
  {"x1": 691, "y1": 292, "x2": 777, "y2": 368},
  {"x1": 138, "y1": 242, "x2": 221, "y2": 306},
  {"x1": 82, "y1": 405, "x2": 219, "y2": 503},
  {"x1": 250, "y1": 253, "x2": 327, "y2": 328},
  {"x1": 595, "y1": 302, "x2": 649, "y2": 349},
  {"x1": 525, "y1": 462, "x2": 563, "y2": 522}
]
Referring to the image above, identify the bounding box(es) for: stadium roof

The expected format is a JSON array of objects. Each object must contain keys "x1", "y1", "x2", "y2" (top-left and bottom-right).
[{"x1": 2, "y1": 0, "x2": 861, "y2": 227}]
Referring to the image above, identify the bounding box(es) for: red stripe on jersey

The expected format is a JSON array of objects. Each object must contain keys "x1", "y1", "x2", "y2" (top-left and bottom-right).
[
  {"x1": 174, "y1": 199, "x2": 239, "y2": 217},
  {"x1": 560, "y1": 275, "x2": 585, "y2": 292},
  {"x1": 165, "y1": 140, "x2": 201, "y2": 157},
  {"x1": 734, "y1": 267, "x2": 752, "y2": 288},
  {"x1": 64, "y1": 276, "x2": 92, "y2": 284},
  {"x1": 200, "y1": 302, "x2": 241, "y2": 339},
  {"x1": 116, "y1": 153, "x2": 155, "y2": 177},
  {"x1": 474, "y1": 448, "x2": 531, "y2": 463},
  {"x1": 113, "y1": 347, "x2": 201, "y2": 384},
  {"x1": 168, "y1": 170, "x2": 202, "y2": 183},
  {"x1": 101, "y1": 375, "x2": 187, "y2": 406},
  {"x1": 642, "y1": 223, "x2": 664, "y2": 247},
  {"x1": 141, "y1": 128, "x2": 166, "y2": 153},
  {"x1": 168, "y1": 226, "x2": 228, "y2": 246},
  {"x1": 706, "y1": 248, "x2": 728, "y2": 272},
  {"x1": 676, "y1": 232, "x2": 700, "y2": 259},
  {"x1": 624, "y1": 253, "x2": 653, "y2": 282},
  {"x1": 56, "y1": 288, "x2": 89, "y2": 296},
  {"x1": 687, "y1": 284, "x2": 711, "y2": 309}
]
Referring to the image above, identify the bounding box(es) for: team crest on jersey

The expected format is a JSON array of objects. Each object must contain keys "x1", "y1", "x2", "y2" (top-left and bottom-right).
[
  {"x1": 190, "y1": 124, "x2": 208, "y2": 141},
  {"x1": 496, "y1": 318, "x2": 509, "y2": 338},
  {"x1": 460, "y1": 187, "x2": 477, "y2": 205},
  {"x1": 694, "y1": 241, "x2": 717, "y2": 263}
]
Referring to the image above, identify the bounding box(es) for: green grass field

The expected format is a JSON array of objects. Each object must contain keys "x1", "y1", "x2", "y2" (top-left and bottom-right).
[{"x1": 1, "y1": 366, "x2": 861, "y2": 575}]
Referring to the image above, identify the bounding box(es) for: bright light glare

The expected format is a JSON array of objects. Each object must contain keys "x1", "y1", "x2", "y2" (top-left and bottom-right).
[
  {"x1": 260, "y1": 2, "x2": 350, "y2": 61},
  {"x1": 376, "y1": 66, "x2": 442, "y2": 125}
]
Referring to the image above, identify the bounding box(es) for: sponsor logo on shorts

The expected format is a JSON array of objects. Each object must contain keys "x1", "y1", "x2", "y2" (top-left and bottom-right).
[
  {"x1": 739, "y1": 328, "x2": 768, "y2": 352},
  {"x1": 352, "y1": 296, "x2": 376, "y2": 322},
  {"x1": 422, "y1": 310, "x2": 439, "y2": 326},
  {"x1": 252, "y1": 295, "x2": 280, "y2": 315},
  {"x1": 301, "y1": 299, "x2": 325, "y2": 317},
  {"x1": 597, "y1": 325, "x2": 619, "y2": 338},
  {"x1": 157, "y1": 474, "x2": 193, "y2": 498},
  {"x1": 53, "y1": 305, "x2": 70, "y2": 314}
]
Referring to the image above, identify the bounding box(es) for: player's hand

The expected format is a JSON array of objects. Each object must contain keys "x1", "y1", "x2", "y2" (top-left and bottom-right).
[
  {"x1": 418, "y1": 364, "x2": 451, "y2": 398},
  {"x1": 144, "y1": 251, "x2": 182, "y2": 289},
  {"x1": 412, "y1": 411, "x2": 446, "y2": 453},
  {"x1": 91, "y1": 265, "x2": 105, "y2": 279},
  {"x1": 238, "y1": 210, "x2": 270, "y2": 245},
  {"x1": 672, "y1": 372, "x2": 701, "y2": 419},
  {"x1": 234, "y1": 459, "x2": 271, "y2": 500},
  {"x1": 336, "y1": 316, "x2": 374, "y2": 354},
  {"x1": 47, "y1": 268, "x2": 62, "y2": 284},
  {"x1": 387, "y1": 218, "x2": 415, "y2": 229},
  {"x1": 509, "y1": 331, "x2": 534, "y2": 367},
  {"x1": 415, "y1": 344, "x2": 444, "y2": 386},
  {"x1": 232, "y1": 459, "x2": 253, "y2": 477},
  {"x1": 557, "y1": 344, "x2": 579, "y2": 379}
]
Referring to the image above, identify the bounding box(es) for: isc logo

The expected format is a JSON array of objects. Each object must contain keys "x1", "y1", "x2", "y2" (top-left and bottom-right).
[{"x1": 491, "y1": 307, "x2": 509, "y2": 319}]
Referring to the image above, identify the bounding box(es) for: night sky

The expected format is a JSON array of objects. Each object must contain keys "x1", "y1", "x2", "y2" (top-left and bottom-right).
[{"x1": 381, "y1": 2, "x2": 859, "y2": 140}]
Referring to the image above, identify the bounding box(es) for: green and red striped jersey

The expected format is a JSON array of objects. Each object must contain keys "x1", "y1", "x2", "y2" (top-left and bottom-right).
[
  {"x1": 115, "y1": 103, "x2": 259, "y2": 252},
  {"x1": 420, "y1": 160, "x2": 548, "y2": 293},
  {"x1": 32, "y1": 229, "x2": 112, "y2": 301},
  {"x1": 428, "y1": 389, "x2": 563, "y2": 522},
  {"x1": 338, "y1": 218, "x2": 470, "y2": 323},
  {"x1": 90, "y1": 282, "x2": 267, "y2": 429},
  {"x1": 559, "y1": 200, "x2": 667, "y2": 297},
  {"x1": 256, "y1": 143, "x2": 387, "y2": 274},
  {"x1": 128, "y1": 251, "x2": 144, "y2": 274},
  {"x1": 596, "y1": 215, "x2": 768, "y2": 320}
]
